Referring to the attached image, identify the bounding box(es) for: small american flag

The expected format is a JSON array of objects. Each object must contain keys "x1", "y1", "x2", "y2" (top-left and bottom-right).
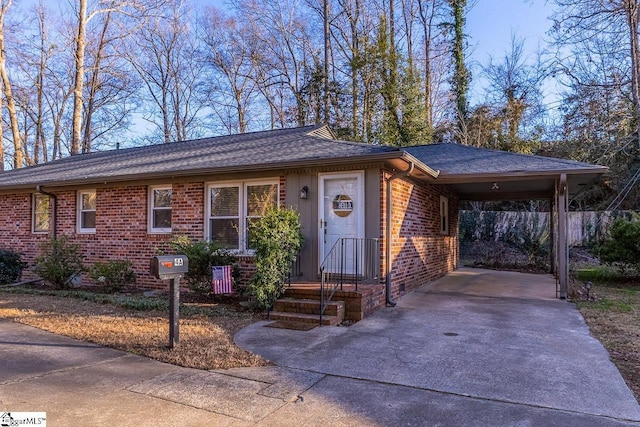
[{"x1": 212, "y1": 265, "x2": 233, "y2": 294}]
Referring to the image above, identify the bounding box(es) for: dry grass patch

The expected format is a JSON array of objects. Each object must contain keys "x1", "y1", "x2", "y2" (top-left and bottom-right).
[
  {"x1": 0, "y1": 292, "x2": 268, "y2": 370},
  {"x1": 575, "y1": 284, "x2": 640, "y2": 402}
]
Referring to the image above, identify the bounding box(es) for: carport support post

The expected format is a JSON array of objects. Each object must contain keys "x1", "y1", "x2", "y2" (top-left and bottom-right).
[
  {"x1": 549, "y1": 197, "x2": 555, "y2": 275},
  {"x1": 169, "y1": 277, "x2": 180, "y2": 348},
  {"x1": 557, "y1": 174, "x2": 569, "y2": 299}
]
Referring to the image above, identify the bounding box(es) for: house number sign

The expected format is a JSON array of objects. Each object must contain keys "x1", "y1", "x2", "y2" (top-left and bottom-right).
[{"x1": 332, "y1": 194, "x2": 353, "y2": 217}]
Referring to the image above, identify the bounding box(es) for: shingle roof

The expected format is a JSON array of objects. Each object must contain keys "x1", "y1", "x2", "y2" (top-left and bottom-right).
[
  {"x1": 0, "y1": 125, "x2": 607, "y2": 192},
  {"x1": 0, "y1": 125, "x2": 399, "y2": 189},
  {"x1": 405, "y1": 143, "x2": 606, "y2": 176}
]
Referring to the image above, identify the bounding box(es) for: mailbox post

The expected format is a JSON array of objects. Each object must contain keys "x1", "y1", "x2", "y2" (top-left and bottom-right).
[{"x1": 150, "y1": 255, "x2": 189, "y2": 348}]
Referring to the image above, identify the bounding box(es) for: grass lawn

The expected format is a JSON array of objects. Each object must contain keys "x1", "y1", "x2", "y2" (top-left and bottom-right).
[
  {"x1": 0, "y1": 286, "x2": 269, "y2": 370},
  {"x1": 572, "y1": 267, "x2": 640, "y2": 402}
]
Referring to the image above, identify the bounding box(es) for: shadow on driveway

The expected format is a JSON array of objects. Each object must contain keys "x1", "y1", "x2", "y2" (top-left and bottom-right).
[{"x1": 236, "y1": 268, "x2": 640, "y2": 423}]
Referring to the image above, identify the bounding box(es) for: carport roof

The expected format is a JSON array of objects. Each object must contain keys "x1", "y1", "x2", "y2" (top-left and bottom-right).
[{"x1": 405, "y1": 143, "x2": 608, "y2": 200}]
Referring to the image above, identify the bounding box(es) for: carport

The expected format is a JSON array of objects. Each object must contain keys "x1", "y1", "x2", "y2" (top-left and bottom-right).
[
  {"x1": 405, "y1": 144, "x2": 608, "y2": 298},
  {"x1": 423, "y1": 267, "x2": 557, "y2": 300}
]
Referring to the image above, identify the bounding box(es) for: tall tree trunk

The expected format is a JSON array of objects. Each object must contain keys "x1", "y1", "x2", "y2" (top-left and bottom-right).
[
  {"x1": 0, "y1": 0, "x2": 23, "y2": 168},
  {"x1": 0, "y1": 91, "x2": 3, "y2": 171},
  {"x1": 418, "y1": 0, "x2": 435, "y2": 131},
  {"x1": 389, "y1": 0, "x2": 397, "y2": 94},
  {"x1": 82, "y1": 9, "x2": 113, "y2": 153},
  {"x1": 625, "y1": 0, "x2": 640, "y2": 148},
  {"x1": 450, "y1": 0, "x2": 469, "y2": 141},
  {"x1": 323, "y1": 0, "x2": 330, "y2": 123},
  {"x1": 71, "y1": 0, "x2": 87, "y2": 155}
]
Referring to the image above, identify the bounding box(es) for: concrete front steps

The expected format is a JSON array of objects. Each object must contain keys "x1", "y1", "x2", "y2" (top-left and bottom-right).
[{"x1": 269, "y1": 298, "x2": 345, "y2": 326}]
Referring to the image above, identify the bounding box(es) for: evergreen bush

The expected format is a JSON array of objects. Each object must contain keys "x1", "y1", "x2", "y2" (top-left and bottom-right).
[
  {"x1": 169, "y1": 236, "x2": 237, "y2": 294},
  {"x1": 34, "y1": 236, "x2": 84, "y2": 289},
  {"x1": 247, "y1": 207, "x2": 303, "y2": 310},
  {"x1": 88, "y1": 260, "x2": 136, "y2": 293},
  {"x1": 0, "y1": 249, "x2": 27, "y2": 285},
  {"x1": 599, "y1": 214, "x2": 640, "y2": 272}
]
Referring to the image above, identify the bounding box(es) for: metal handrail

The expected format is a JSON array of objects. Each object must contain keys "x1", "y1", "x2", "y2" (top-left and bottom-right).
[
  {"x1": 287, "y1": 253, "x2": 302, "y2": 286},
  {"x1": 320, "y1": 238, "x2": 379, "y2": 325}
]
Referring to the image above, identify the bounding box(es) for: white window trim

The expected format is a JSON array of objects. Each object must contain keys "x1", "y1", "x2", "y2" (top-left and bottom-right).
[
  {"x1": 205, "y1": 178, "x2": 279, "y2": 253},
  {"x1": 77, "y1": 190, "x2": 96, "y2": 234},
  {"x1": 148, "y1": 185, "x2": 172, "y2": 234},
  {"x1": 32, "y1": 193, "x2": 50, "y2": 234},
  {"x1": 440, "y1": 195, "x2": 449, "y2": 235}
]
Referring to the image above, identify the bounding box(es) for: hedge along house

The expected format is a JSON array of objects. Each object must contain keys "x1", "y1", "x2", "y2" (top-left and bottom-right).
[{"x1": 0, "y1": 125, "x2": 606, "y2": 321}]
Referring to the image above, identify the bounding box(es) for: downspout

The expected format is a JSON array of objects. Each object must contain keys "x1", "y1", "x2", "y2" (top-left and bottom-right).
[
  {"x1": 385, "y1": 163, "x2": 414, "y2": 307},
  {"x1": 36, "y1": 185, "x2": 57, "y2": 239}
]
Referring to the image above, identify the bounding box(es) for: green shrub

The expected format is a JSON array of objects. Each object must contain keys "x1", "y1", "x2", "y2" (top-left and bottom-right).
[
  {"x1": 599, "y1": 214, "x2": 640, "y2": 272},
  {"x1": 88, "y1": 260, "x2": 136, "y2": 293},
  {"x1": 34, "y1": 236, "x2": 84, "y2": 289},
  {"x1": 169, "y1": 236, "x2": 238, "y2": 294},
  {"x1": 0, "y1": 249, "x2": 27, "y2": 285},
  {"x1": 248, "y1": 207, "x2": 303, "y2": 310}
]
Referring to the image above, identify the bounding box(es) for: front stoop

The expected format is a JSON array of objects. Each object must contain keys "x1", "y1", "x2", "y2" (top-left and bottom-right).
[
  {"x1": 269, "y1": 298, "x2": 345, "y2": 326},
  {"x1": 282, "y1": 284, "x2": 386, "y2": 321}
]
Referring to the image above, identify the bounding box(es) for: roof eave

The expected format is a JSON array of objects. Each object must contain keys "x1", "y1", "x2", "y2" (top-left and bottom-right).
[
  {"x1": 433, "y1": 166, "x2": 608, "y2": 184},
  {"x1": 400, "y1": 152, "x2": 440, "y2": 179}
]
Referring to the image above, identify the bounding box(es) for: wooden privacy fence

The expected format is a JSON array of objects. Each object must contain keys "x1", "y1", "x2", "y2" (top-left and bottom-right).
[{"x1": 460, "y1": 210, "x2": 633, "y2": 246}]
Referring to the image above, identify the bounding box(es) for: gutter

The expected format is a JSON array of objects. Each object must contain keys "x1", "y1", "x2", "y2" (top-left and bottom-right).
[
  {"x1": 36, "y1": 185, "x2": 57, "y2": 239},
  {"x1": 385, "y1": 162, "x2": 414, "y2": 307}
]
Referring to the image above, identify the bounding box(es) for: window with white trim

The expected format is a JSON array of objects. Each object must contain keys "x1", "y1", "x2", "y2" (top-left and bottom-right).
[
  {"x1": 206, "y1": 180, "x2": 279, "y2": 251},
  {"x1": 33, "y1": 194, "x2": 50, "y2": 233},
  {"x1": 77, "y1": 190, "x2": 96, "y2": 233},
  {"x1": 149, "y1": 186, "x2": 172, "y2": 233},
  {"x1": 440, "y1": 196, "x2": 449, "y2": 235}
]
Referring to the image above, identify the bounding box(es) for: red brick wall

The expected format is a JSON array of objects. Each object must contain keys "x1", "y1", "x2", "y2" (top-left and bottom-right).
[
  {"x1": 380, "y1": 171, "x2": 459, "y2": 300},
  {"x1": 0, "y1": 179, "x2": 284, "y2": 291},
  {"x1": 1, "y1": 172, "x2": 459, "y2": 298},
  {"x1": 0, "y1": 193, "x2": 50, "y2": 266}
]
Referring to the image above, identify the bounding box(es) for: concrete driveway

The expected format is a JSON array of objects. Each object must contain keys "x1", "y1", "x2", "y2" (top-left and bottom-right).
[
  {"x1": 2, "y1": 268, "x2": 639, "y2": 426},
  {"x1": 236, "y1": 267, "x2": 640, "y2": 425}
]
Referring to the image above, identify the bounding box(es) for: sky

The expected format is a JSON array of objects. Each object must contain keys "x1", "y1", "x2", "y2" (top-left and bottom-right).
[
  {"x1": 467, "y1": 0, "x2": 551, "y2": 63},
  {"x1": 466, "y1": 0, "x2": 554, "y2": 103}
]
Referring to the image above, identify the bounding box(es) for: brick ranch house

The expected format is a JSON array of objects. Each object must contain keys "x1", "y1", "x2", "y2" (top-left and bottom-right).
[{"x1": 0, "y1": 125, "x2": 606, "y2": 321}]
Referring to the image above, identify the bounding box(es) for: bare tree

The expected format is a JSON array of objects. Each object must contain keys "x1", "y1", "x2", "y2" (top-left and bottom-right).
[
  {"x1": 0, "y1": 0, "x2": 23, "y2": 168},
  {"x1": 479, "y1": 34, "x2": 545, "y2": 153},
  {"x1": 128, "y1": 0, "x2": 206, "y2": 142},
  {"x1": 69, "y1": 0, "x2": 163, "y2": 154},
  {"x1": 201, "y1": 7, "x2": 258, "y2": 134},
  {"x1": 551, "y1": 0, "x2": 640, "y2": 148},
  {"x1": 236, "y1": 0, "x2": 318, "y2": 127}
]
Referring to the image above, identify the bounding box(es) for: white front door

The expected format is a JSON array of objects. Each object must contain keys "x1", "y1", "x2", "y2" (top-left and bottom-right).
[{"x1": 319, "y1": 172, "x2": 365, "y2": 272}]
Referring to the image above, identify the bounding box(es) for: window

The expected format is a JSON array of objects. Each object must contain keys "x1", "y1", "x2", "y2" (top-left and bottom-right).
[
  {"x1": 440, "y1": 196, "x2": 449, "y2": 235},
  {"x1": 33, "y1": 194, "x2": 50, "y2": 233},
  {"x1": 149, "y1": 186, "x2": 172, "y2": 233},
  {"x1": 77, "y1": 190, "x2": 96, "y2": 233},
  {"x1": 207, "y1": 180, "x2": 279, "y2": 251}
]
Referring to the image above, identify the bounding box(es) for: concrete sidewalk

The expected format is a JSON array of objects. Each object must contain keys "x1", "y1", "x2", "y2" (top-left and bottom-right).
[
  {"x1": 2, "y1": 322, "x2": 638, "y2": 427},
  {"x1": 2, "y1": 268, "x2": 640, "y2": 426}
]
